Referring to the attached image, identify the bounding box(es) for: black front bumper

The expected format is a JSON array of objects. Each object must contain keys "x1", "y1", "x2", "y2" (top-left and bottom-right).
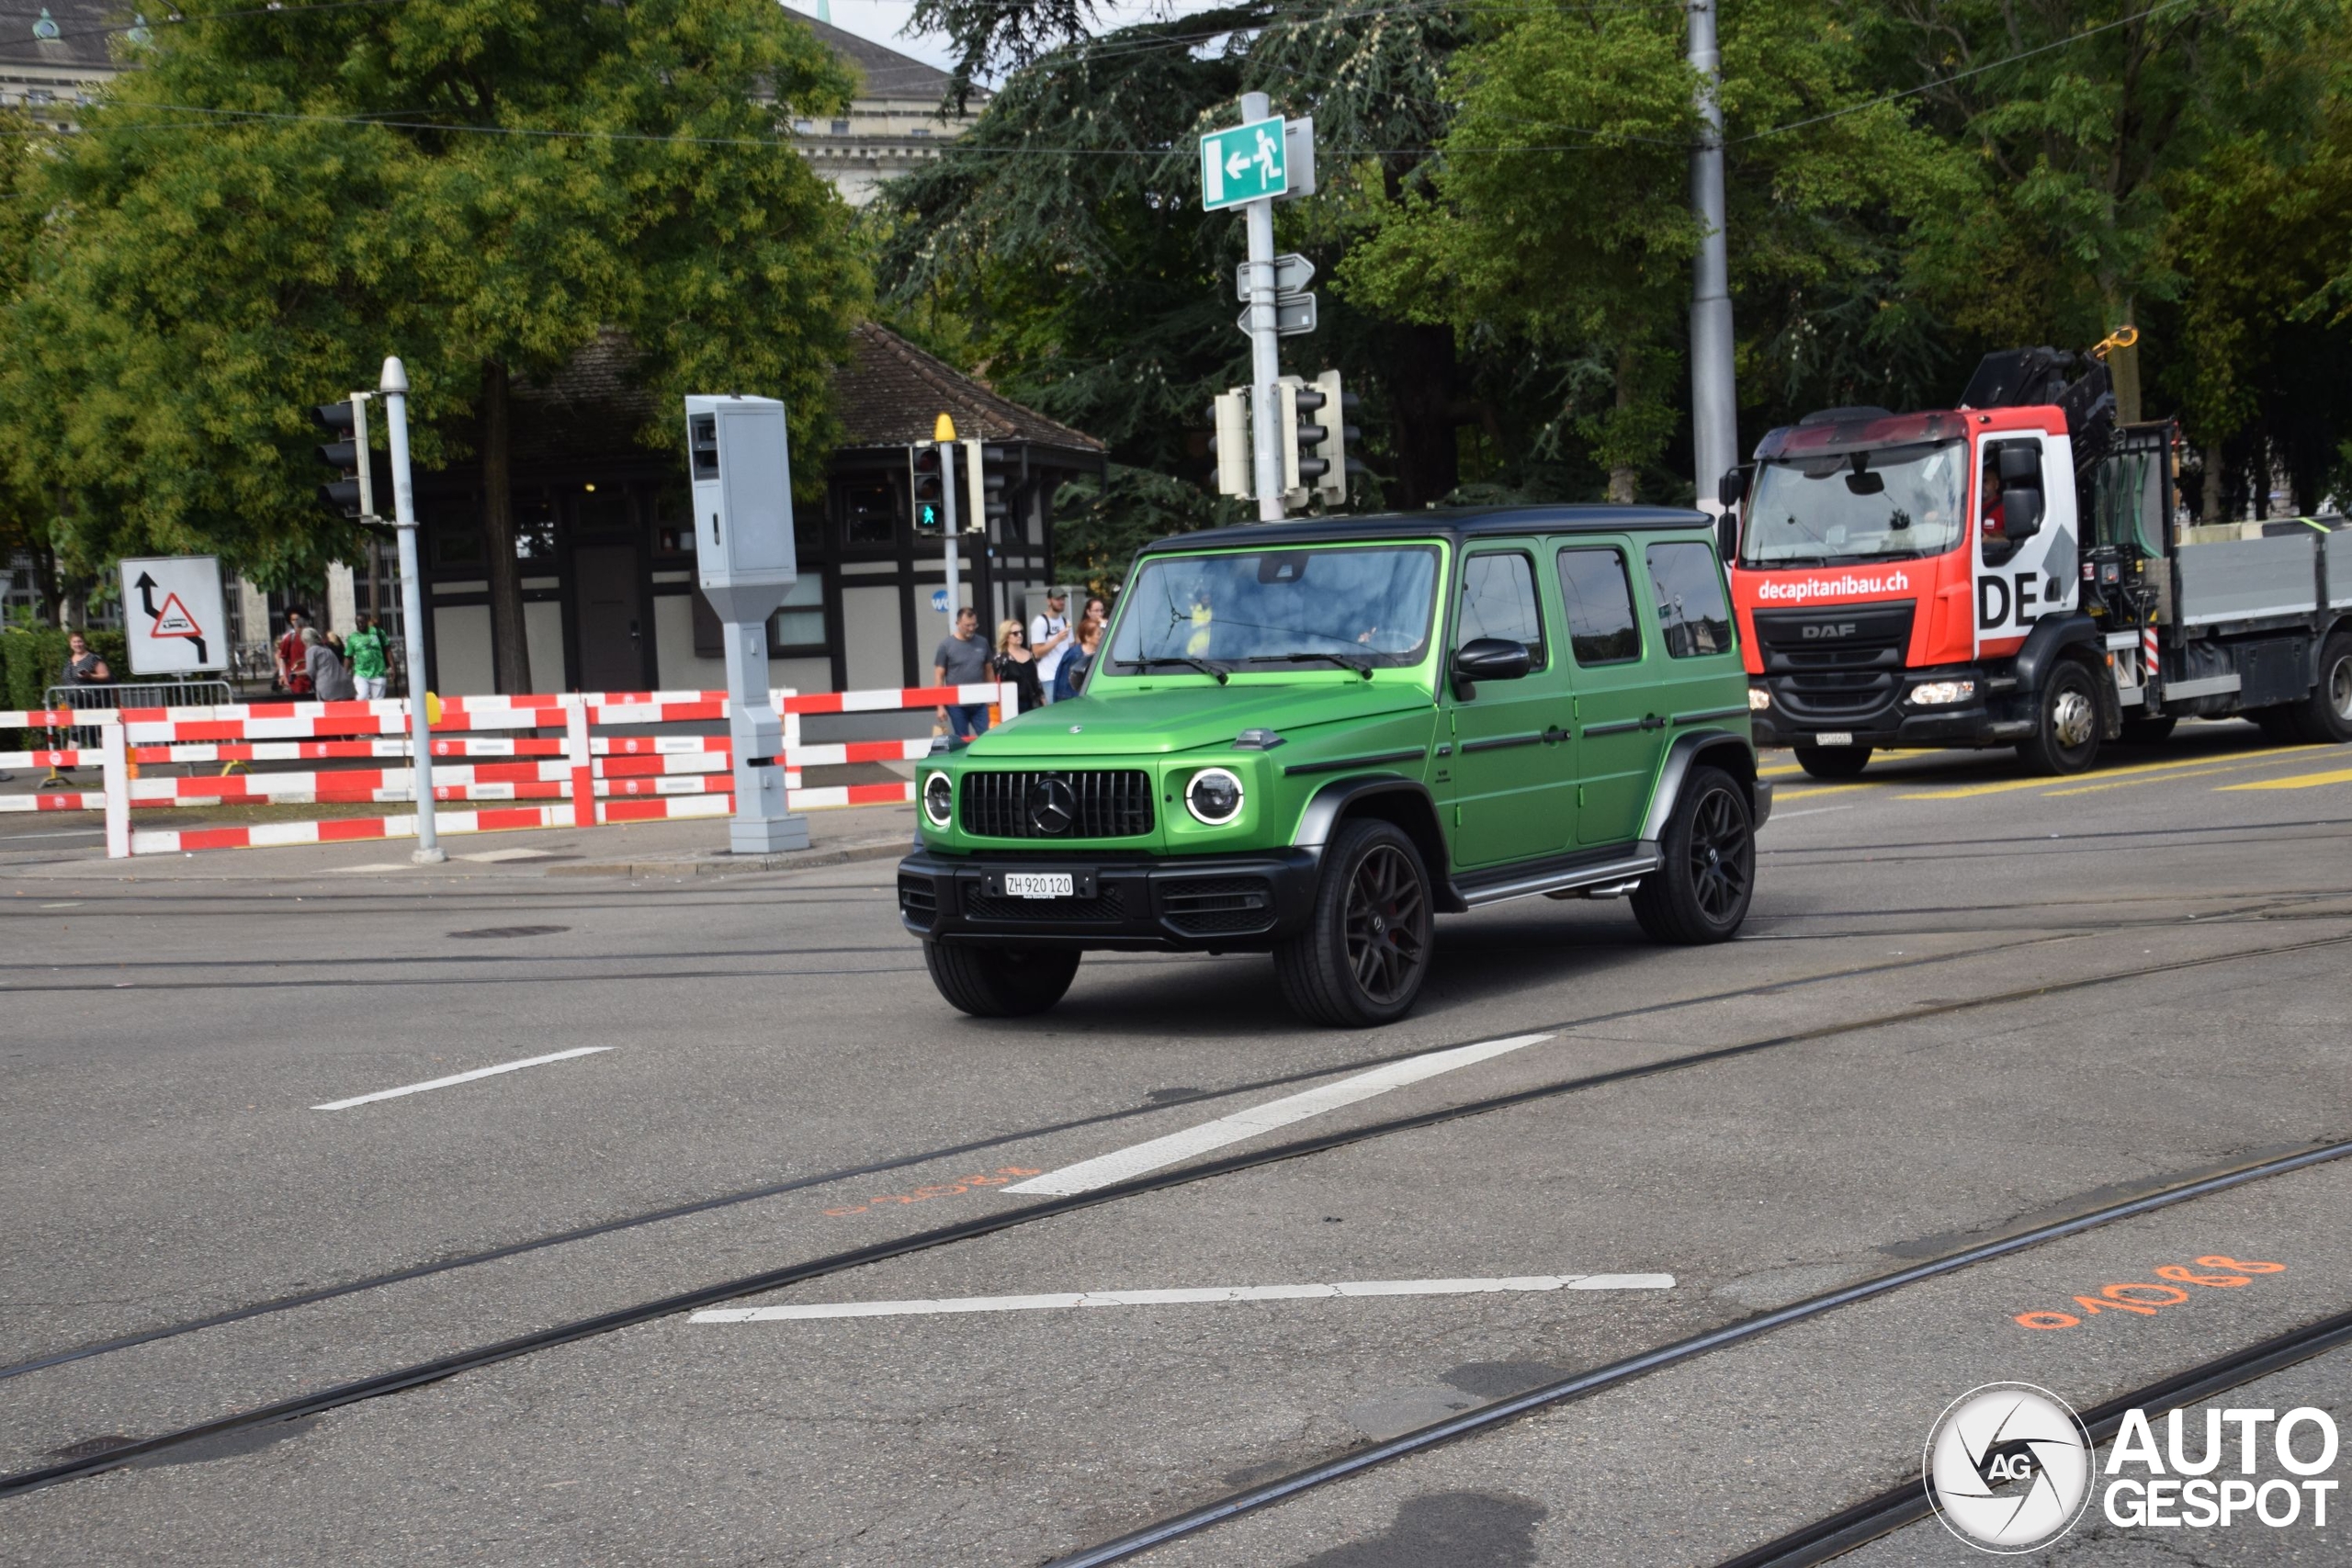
[
  {"x1": 898, "y1": 847, "x2": 1323, "y2": 952},
  {"x1": 1750, "y1": 675, "x2": 2031, "y2": 751}
]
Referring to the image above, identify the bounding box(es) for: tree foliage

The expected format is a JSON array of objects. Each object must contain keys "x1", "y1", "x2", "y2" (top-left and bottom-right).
[{"x1": 2, "y1": 0, "x2": 869, "y2": 685}]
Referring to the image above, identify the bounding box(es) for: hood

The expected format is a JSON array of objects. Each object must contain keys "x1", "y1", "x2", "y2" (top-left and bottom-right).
[{"x1": 965, "y1": 680, "x2": 1431, "y2": 759}]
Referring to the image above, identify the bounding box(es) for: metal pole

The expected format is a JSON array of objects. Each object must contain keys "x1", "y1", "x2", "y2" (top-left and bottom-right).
[
  {"x1": 1240, "y1": 91, "x2": 1283, "y2": 522},
  {"x1": 940, "y1": 437, "x2": 961, "y2": 622},
  {"x1": 1687, "y1": 0, "x2": 1737, "y2": 517},
  {"x1": 380, "y1": 355, "x2": 443, "y2": 863}
]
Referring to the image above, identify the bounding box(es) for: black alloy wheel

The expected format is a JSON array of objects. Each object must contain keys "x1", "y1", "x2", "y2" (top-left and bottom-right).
[
  {"x1": 1274, "y1": 818, "x2": 1433, "y2": 1028},
  {"x1": 1632, "y1": 765, "x2": 1754, "y2": 944}
]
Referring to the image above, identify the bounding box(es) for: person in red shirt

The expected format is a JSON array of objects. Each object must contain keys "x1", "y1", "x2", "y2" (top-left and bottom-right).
[
  {"x1": 275, "y1": 609, "x2": 313, "y2": 695},
  {"x1": 1978, "y1": 468, "x2": 2007, "y2": 543}
]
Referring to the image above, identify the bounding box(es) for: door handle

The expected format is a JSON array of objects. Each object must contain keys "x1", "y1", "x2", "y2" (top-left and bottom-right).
[
  {"x1": 1543, "y1": 725, "x2": 1566, "y2": 744},
  {"x1": 1640, "y1": 713, "x2": 1667, "y2": 730}
]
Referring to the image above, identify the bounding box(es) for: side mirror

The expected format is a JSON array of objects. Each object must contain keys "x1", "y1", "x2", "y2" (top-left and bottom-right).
[
  {"x1": 1452, "y1": 636, "x2": 1531, "y2": 699},
  {"x1": 1718, "y1": 466, "x2": 1750, "y2": 510},
  {"x1": 1716, "y1": 510, "x2": 1740, "y2": 563},
  {"x1": 1997, "y1": 446, "x2": 2041, "y2": 485},
  {"x1": 2002, "y1": 487, "x2": 2045, "y2": 540}
]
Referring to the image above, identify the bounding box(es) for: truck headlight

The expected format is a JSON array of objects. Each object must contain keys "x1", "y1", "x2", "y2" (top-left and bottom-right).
[
  {"x1": 1747, "y1": 685, "x2": 1771, "y2": 711},
  {"x1": 1910, "y1": 680, "x2": 1976, "y2": 706},
  {"x1": 922, "y1": 772, "x2": 955, "y2": 827},
  {"x1": 1185, "y1": 767, "x2": 1245, "y2": 826}
]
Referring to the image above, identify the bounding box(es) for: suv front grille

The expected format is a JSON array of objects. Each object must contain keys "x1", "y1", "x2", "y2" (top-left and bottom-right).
[
  {"x1": 963, "y1": 883, "x2": 1129, "y2": 923},
  {"x1": 959, "y1": 770, "x2": 1155, "y2": 840}
]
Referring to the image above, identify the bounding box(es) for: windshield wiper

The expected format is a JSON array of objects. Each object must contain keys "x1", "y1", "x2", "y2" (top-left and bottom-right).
[
  {"x1": 1125, "y1": 655, "x2": 1229, "y2": 684},
  {"x1": 1245, "y1": 652, "x2": 1372, "y2": 678}
]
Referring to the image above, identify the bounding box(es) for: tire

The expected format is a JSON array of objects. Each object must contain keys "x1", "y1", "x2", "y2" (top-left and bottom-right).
[
  {"x1": 1792, "y1": 744, "x2": 1871, "y2": 780},
  {"x1": 2118, "y1": 716, "x2": 2176, "y2": 745},
  {"x1": 1273, "y1": 818, "x2": 1434, "y2": 1028},
  {"x1": 2016, "y1": 658, "x2": 2102, "y2": 775},
  {"x1": 1631, "y1": 765, "x2": 1754, "y2": 945},
  {"x1": 2290, "y1": 630, "x2": 2352, "y2": 744},
  {"x1": 922, "y1": 942, "x2": 1080, "y2": 1018}
]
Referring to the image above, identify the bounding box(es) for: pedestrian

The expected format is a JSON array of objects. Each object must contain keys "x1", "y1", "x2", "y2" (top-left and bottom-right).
[
  {"x1": 275, "y1": 609, "x2": 312, "y2": 695},
  {"x1": 302, "y1": 626, "x2": 356, "y2": 703},
  {"x1": 60, "y1": 631, "x2": 111, "y2": 686},
  {"x1": 1053, "y1": 615, "x2": 1102, "y2": 702},
  {"x1": 992, "y1": 619, "x2": 1045, "y2": 713},
  {"x1": 1027, "y1": 588, "x2": 1072, "y2": 704},
  {"x1": 932, "y1": 605, "x2": 993, "y2": 743},
  {"x1": 345, "y1": 615, "x2": 391, "y2": 700}
]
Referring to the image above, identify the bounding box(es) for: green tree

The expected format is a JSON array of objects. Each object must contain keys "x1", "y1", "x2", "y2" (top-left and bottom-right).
[{"x1": 4, "y1": 0, "x2": 868, "y2": 691}]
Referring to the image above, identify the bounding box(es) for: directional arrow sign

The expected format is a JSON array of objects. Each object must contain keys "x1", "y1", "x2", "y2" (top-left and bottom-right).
[
  {"x1": 119, "y1": 556, "x2": 228, "y2": 674},
  {"x1": 1236, "y1": 254, "x2": 1316, "y2": 301},
  {"x1": 1237, "y1": 292, "x2": 1317, "y2": 338},
  {"x1": 1200, "y1": 115, "x2": 1286, "y2": 211}
]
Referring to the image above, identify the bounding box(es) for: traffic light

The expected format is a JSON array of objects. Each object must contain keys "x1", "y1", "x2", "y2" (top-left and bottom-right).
[
  {"x1": 311, "y1": 396, "x2": 379, "y2": 521},
  {"x1": 961, "y1": 438, "x2": 1011, "y2": 535},
  {"x1": 910, "y1": 443, "x2": 945, "y2": 533},
  {"x1": 1208, "y1": 389, "x2": 1251, "y2": 499},
  {"x1": 1276, "y1": 377, "x2": 1326, "y2": 500},
  {"x1": 1308, "y1": 367, "x2": 1363, "y2": 507}
]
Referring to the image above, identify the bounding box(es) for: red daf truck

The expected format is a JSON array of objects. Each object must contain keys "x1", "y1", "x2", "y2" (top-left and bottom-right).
[{"x1": 1723, "y1": 347, "x2": 2352, "y2": 778}]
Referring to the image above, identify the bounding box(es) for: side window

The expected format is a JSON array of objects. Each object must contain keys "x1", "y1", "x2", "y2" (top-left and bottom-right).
[
  {"x1": 1645, "y1": 541, "x2": 1734, "y2": 660},
  {"x1": 1555, "y1": 547, "x2": 1641, "y2": 665},
  {"x1": 1458, "y1": 552, "x2": 1545, "y2": 668}
]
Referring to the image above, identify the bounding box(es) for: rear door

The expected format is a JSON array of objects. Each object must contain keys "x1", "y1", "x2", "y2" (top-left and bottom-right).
[
  {"x1": 1641, "y1": 536, "x2": 1749, "y2": 746},
  {"x1": 1555, "y1": 539, "x2": 1665, "y2": 847},
  {"x1": 1443, "y1": 546, "x2": 1575, "y2": 868}
]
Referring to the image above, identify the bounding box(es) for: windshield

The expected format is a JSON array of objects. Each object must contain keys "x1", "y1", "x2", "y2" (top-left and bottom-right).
[
  {"x1": 1105, "y1": 546, "x2": 1442, "y2": 673},
  {"x1": 1741, "y1": 440, "x2": 1967, "y2": 567}
]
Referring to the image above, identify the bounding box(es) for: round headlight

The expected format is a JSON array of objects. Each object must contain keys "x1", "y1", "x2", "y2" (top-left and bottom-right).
[
  {"x1": 922, "y1": 771, "x2": 955, "y2": 827},
  {"x1": 1185, "y1": 767, "x2": 1245, "y2": 826}
]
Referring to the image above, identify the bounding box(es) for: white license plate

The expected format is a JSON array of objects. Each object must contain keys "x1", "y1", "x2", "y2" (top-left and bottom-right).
[
  {"x1": 1003, "y1": 873, "x2": 1075, "y2": 900},
  {"x1": 1815, "y1": 731, "x2": 1854, "y2": 748}
]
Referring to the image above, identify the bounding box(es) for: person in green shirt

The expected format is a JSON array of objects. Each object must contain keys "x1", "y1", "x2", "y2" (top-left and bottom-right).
[{"x1": 345, "y1": 616, "x2": 391, "y2": 699}]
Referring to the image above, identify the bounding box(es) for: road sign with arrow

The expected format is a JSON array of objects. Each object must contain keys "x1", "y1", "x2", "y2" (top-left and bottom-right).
[
  {"x1": 1199, "y1": 115, "x2": 1287, "y2": 211},
  {"x1": 118, "y1": 556, "x2": 229, "y2": 675}
]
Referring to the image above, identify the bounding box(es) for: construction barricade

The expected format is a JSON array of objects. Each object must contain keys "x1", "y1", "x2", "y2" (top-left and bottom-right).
[{"x1": 0, "y1": 680, "x2": 1013, "y2": 858}]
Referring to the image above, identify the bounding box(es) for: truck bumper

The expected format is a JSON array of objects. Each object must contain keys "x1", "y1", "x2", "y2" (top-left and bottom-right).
[
  {"x1": 1749, "y1": 674, "x2": 2031, "y2": 751},
  {"x1": 897, "y1": 846, "x2": 1323, "y2": 953}
]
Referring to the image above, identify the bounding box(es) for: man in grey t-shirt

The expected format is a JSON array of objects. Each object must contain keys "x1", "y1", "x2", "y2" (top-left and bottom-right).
[{"x1": 933, "y1": 607, "x2": 993, "y2": 741}]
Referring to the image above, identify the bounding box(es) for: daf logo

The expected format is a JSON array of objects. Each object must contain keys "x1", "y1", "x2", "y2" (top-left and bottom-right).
[
  {"x1": 1025, "y1": 776, "x2": 1078, "y2": 835},
  {"x1": 1802, "y1": 621, "x2": 1860, "y2": 639}
]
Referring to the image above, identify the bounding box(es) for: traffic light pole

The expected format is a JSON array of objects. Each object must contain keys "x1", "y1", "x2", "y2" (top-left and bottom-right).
[
  {"x1": 379, "y1": 355, "x2": 442, "y2": 863},
  {"x1": 940, "y1": 436, "x2": 960, "y2": 624},
  {"x1": 1240, "y1": 92, "x2": 1283, "y2": 522},
  {"x1": 1687, "y1": 0, "x2": 1737, "y2": 517}
]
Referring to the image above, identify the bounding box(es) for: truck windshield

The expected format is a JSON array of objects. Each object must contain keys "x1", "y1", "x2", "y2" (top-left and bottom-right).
[
  {"x1": 1742, "y1": 440, "x2": 1967, "y2": 568},
  {"x1": 1105, "y1": 546, "x2": 1442, "y2": 672}
]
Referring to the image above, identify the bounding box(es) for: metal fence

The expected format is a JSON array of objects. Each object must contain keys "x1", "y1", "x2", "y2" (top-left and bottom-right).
[{"x1": 42, "y1": 681, "x2": 237, "y2": 756}]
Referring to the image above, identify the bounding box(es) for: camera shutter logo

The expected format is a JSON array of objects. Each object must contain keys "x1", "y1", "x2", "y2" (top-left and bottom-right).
[{"x1": 1925, "y1": 1382, "x2": 2093, "y2": 1552}]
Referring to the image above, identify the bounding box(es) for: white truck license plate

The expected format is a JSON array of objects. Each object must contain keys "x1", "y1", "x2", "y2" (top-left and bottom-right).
[
  {"x1": 1815, "y1": 731, "x2": 1854, "y2": 748},
  {"x1": 1003, "y1": 873, "x2": 1075, "y2": 899}
]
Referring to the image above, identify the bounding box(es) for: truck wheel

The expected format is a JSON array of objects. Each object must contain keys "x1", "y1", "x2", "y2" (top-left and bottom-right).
[
  {"x1": 923, "y1": 942, "x2": 1080, "y2": 1018},
  {"x1": 1273, "y1": 818, "x2": 1432, "y2": 1028},
  {"x1": 2017, "y1": 658, "x2": 2101, "y2": 775},
  {"x1": 2290, "y1": 630, "x2": 2352, "y2": 744},
  {"x1": 1631, "y1": 765, "x2": 1754, "y2": 945},
  {"x1": 2119, "y1": 716, "x2": 2176, "y2": 745},
  {"x1": 1793, "y1": 744, "x2": 1871, "y2": 780}
]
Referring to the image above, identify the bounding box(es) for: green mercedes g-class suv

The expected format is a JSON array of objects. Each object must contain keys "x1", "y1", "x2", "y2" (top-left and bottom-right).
[{"x1": 898, "y1": 505, "x2": 1769, "y2": 1027}]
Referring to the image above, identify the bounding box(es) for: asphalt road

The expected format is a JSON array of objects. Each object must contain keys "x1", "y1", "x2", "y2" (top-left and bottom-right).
[{"x1": 3, "y1": 721, "x2": 2350, "y2": 1566}]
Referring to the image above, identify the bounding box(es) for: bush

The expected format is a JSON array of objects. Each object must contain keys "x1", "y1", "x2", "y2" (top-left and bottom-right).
[{"x1": 0, "y1": 626, "x2": 131, "y2": 746}]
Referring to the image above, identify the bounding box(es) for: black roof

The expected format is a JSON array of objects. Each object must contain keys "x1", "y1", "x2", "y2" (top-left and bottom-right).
[{"x1": 1139, "y1": 503, "x2": 1712, "y2": 555}]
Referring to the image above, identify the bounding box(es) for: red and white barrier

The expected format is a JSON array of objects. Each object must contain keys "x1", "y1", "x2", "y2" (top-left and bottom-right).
[{"x1": 26, "y1": 679, "x2": 1014, "y2": 858}]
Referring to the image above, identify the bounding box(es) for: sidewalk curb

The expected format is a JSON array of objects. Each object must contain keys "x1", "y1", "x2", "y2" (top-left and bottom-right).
[{"x1": 543, "y1": 839, "x2": 910, "y2": 880}]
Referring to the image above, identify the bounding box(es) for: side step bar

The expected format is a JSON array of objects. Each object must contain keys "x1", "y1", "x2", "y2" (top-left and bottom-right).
[{"x1": 1453, "y1": 845, "x2": 1662, "y2": 909}]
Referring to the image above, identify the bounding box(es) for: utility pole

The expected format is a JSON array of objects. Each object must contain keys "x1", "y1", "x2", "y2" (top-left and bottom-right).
[
  {"x1": 379, "y1": 356, "x2": 442, "y2": 863},
  {"x1": 1687, "y1": 0, "x2": 1737, "y2": 516},
  {"x1": 1238, "y1": 92, "x2": 1283, "y2": 522}
]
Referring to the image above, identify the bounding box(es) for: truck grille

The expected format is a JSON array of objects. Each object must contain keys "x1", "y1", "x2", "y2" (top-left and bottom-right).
[
  {"x1": 1752, "y1": 604, "x2": 1917, "y2": 721},
  {"x1": 959, "y1": 770, "x2": 1155, "y2": 840}
]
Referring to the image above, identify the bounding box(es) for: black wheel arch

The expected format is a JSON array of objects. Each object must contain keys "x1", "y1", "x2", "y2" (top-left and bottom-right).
[
  {"x1": 2013, "y1": 612, "x2": 2104, "y2": 695},
  {"x1": 1294, "y1": 775, "x2": 1462, "y2": 912},
  {"x1": 1640, "y1": 730, "x2": 1761, "y2": 844}
]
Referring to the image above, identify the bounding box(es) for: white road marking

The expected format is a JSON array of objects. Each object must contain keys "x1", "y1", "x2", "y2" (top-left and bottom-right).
[
  {"x1": 1003, "y1": 1032, "x2": 1555, "y2": 1196},
  {"x1": 334, "y1": 863, "x2": 414, "y2": 874},
  {"x1": 458, "y1": 847, "x2": 554, "y2": 863},
  {"x1": 39, "y1": 901, "x2": 85, "y2": 908},
  {"x1": 312, "y1": 1046, "x2": 613, "y2": 1111},
  {"x1": 693, "y1": 1273, "x2": 1675, "y2": 1323},
  {"x1": 1770, "y1": 806, "x2": 1856, "y2": 820}
]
